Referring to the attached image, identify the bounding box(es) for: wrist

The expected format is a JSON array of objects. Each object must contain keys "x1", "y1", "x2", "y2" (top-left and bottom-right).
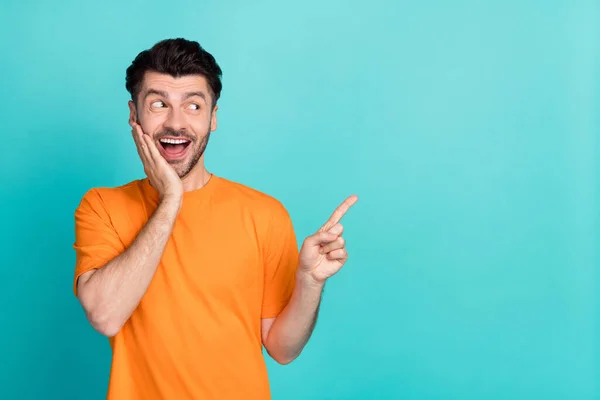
[
  {"x1": 159, "y1": 195, "x2": 182, "y2": 212},
  {"x1": 296, "y1": 269, "x2": 325, "y2": 290}
]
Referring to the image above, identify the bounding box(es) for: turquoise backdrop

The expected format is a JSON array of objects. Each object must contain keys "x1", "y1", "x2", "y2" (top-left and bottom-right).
[{"x1": 1, "y1": 1, "x2": 598, "y2": 399}]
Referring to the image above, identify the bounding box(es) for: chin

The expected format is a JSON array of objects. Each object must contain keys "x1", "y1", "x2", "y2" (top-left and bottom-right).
[{"x1": 174, "y1": 160, "x2": 198, "y2": 179}]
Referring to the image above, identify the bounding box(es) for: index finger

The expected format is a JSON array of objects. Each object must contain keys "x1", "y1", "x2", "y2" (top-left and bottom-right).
[{"x1": 319, "y1": 195, "x2": 358, "y2": 232}]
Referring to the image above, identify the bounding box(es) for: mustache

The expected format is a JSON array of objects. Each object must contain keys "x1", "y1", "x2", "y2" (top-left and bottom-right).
[{"x1": 155, "y1": 128, "x2": 196, "y2": 142}]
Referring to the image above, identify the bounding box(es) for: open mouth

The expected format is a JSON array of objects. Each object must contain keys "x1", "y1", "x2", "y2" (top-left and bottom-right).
[{"x1": 158, "y1": 138, "x2": 192, "y2": 161}]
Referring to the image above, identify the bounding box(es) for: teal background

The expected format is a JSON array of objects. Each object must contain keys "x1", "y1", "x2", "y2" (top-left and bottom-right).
[{"x1": 0, "y1": 0, "x2": 598, "y2": 399}]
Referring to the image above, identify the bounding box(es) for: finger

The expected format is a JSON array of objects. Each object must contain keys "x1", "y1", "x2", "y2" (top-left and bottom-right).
[
  {"x1": 131, "y1": 126, "x2": 148, "y2": 157},
  {"x1": 304, "y1": 231, "x2": 338, "y2": 247},
  {"x1": 132, "y1": 127, "x2": 152, "y2": 164},
  {"x1": 131, "y1": 123, "x2": 163, "y2": 165},
  {"x1": 320, "y1": 237, "x2": 345, "y2": 254},
  {"x1": 131, "y1": 129, "x2": 144, "y2": 157},
  {"x1": 328, "y1": 223, "x2": 344, "y2": 236},
  {"x1": 131, "y1": 121, "x2": 145, "y2": 140},
  {"x1": 142, "y1": 133, "x2": 162, "y2": 162},
  {"x1": 131, "y1": 122, "x2": 148, "y2": 149},
  {"x1": 326, "y1": 248, "x2": 347, "y2": 261},
  {"x1": 319, "y1": 195, "x2": 358, "y2": 232}
]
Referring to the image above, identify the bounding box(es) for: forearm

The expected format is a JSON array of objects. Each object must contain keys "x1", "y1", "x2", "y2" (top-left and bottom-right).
[
  {"x1": 264, "y1": 272, "x2": 325, "y2": 364},
  {"x1": 78, "y1": 198, "x2": 180, "y2": 336}
]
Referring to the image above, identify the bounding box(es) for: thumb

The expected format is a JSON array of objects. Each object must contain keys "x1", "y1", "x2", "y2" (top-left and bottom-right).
[{"x1": 305, "y1": 231, "x2": 338, "y2": 247}]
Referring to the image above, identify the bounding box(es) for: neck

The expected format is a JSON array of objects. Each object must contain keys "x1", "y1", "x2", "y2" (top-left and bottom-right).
[{"x1": 181, "y1": 161, "x2": 212, "y2": 192}]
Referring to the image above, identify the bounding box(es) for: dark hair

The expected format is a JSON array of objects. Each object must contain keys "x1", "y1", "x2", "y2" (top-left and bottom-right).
[{"x1": 125, "y1": 38, "x2": 222, "y2": 107}]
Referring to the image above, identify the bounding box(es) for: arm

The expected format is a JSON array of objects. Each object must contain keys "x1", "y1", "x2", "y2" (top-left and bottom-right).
[
  {"x1": 76, "y1": 121, "x2": 183, "y2": 337},
  {"x1": 77, "y1": 197, "x2": 180, "y2": 337},
  {"x1": 261, "y1": 272, "x2": 324, "y2": 364},
  {"x1": 261, "y1": 196, "x2": 358, "y2": 364}
]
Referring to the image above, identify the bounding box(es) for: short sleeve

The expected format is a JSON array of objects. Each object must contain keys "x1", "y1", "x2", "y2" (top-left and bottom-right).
[
  {"x1": 261, "y1": 202, "x2": 299, "y2": 318},
  {"x1": 72, "y1": 189, "x2": 125, "y2": 296}
]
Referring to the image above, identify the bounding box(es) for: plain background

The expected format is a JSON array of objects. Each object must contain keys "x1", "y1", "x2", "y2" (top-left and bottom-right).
[{"x1": 1, "y1": 1, "x2": 598, "y2": 399}]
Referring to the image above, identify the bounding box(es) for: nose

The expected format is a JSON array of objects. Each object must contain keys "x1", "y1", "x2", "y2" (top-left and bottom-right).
[{"x1": 164, "y1": 107, "x2": 186, "y2": 132}]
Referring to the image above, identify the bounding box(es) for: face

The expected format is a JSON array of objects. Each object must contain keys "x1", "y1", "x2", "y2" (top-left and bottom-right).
[{"x1": 128, "y1": 71, "x2": 218, "y2": 178}]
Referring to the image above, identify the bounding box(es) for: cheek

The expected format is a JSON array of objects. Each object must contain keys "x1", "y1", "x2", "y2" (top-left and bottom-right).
[
  {"x1": 139, "y1": 112, "x2": 164, "y2": 134},
  {"x1": 190, "y1": 117, "x2": 211, "y2": 133}
]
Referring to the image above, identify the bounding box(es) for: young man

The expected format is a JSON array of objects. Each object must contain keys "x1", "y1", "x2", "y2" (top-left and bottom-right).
[{"x1": 73, "y1": 38, "x2": 357, "y2": 400}]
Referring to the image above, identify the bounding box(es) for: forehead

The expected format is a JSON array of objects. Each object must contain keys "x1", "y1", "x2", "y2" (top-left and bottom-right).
[{"x1": 141, "y1": 71, "x2": 210, "y2": 97}]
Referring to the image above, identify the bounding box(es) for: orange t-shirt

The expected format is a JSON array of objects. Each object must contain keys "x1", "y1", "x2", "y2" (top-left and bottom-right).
[{"x1": 73, "y1": 175, "x2": 299, "y2": 400}]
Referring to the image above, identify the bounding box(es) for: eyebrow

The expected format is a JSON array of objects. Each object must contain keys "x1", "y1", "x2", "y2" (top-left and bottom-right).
[
  {"x1": 143, "y1": 89, "x2": 169, "y2": 100},
  {"x1": 182, "y1": 91, "x2": 207, "y2": 102}
]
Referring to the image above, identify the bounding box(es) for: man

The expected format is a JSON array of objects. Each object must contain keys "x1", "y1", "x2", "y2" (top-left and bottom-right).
[{"x1": 73, "y1": 38, "x2": 357, "y2": 400}]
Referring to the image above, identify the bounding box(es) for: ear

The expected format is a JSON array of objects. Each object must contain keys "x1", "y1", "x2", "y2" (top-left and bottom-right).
[
  {"x1": 210, "y1": 105, "x2": 218, "y2": 132},
  {"x1": 128, "y1": 101, "x2": 138, "y2": 126}
]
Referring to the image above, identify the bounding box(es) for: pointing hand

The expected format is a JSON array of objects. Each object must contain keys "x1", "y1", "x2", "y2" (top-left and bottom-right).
[{"x1": 298, "y1": 195, "x2": 358, "y2": 284}]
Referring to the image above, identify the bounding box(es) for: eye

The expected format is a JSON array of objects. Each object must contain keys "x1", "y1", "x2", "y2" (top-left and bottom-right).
[
  {"x1": 151, "y1": 100, "x2": 166, "y2": 108},
  {"x1": 188, "y1": 103, "x2": 200, "y2": 111}
]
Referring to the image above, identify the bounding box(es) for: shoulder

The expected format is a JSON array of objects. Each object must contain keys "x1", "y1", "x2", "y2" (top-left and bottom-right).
[
  {"x1": 215, "y1": 176, "x2": 291, "y2": 221},
  {"x1": 215, "y1": 177, "x2": 298, "y2": 248},
  {"x1": 76, "y1": 179, "x2": 144, "y2": 215}
]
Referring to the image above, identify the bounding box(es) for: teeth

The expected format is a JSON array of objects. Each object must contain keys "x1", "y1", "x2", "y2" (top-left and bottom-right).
[{"x1": 160, "y1": 138, "x2": 189, "y2": 144}]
